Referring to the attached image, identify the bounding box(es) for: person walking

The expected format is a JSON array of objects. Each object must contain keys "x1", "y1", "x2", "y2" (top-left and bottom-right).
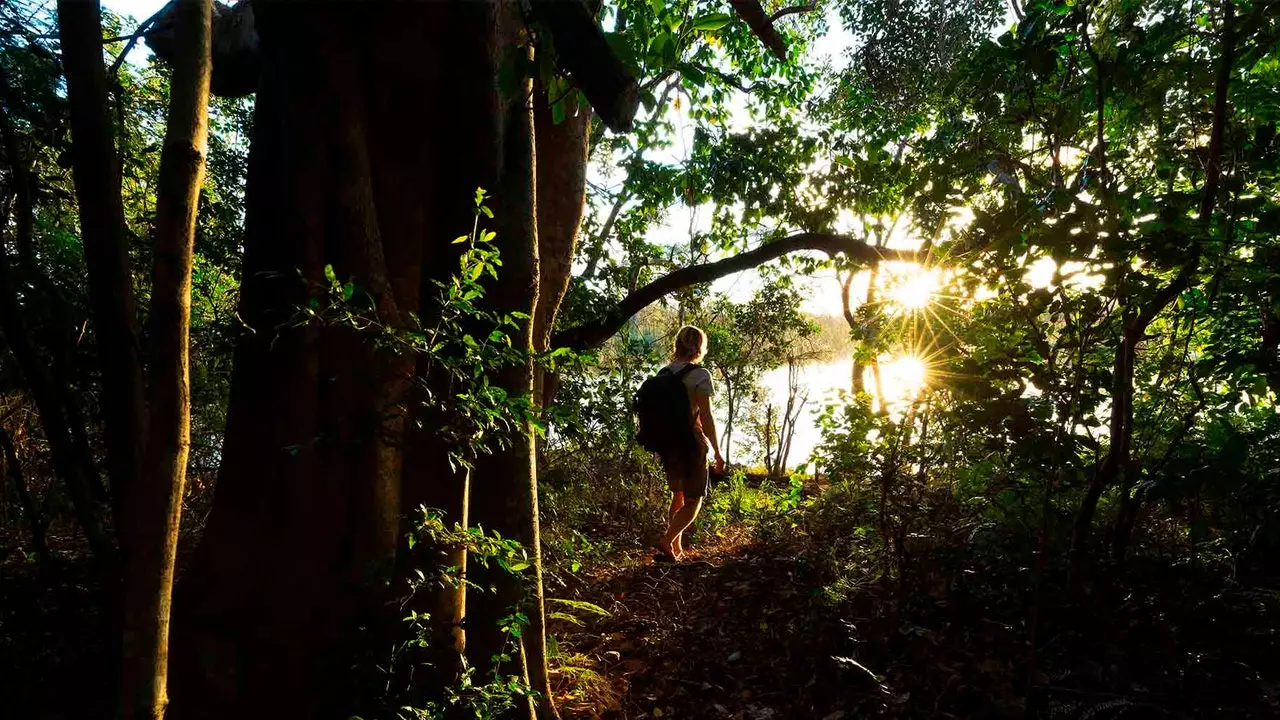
[{"x1": 635, "y1": 325, "x2": 724, "y2": 561}]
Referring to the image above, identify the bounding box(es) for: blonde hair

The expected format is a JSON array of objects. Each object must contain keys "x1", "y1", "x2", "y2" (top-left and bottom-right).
[{"x1": 671, "y1": 325, "x2": 707, "y2": 363}]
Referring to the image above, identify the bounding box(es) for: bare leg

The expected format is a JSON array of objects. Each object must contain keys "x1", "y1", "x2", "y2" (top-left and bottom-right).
[
  {"x1": 657, "y1": 491, "x2": 685, "y2": 558},
  {"x1": 663, "y1": 496, "x2": 703, "y2": 559}
]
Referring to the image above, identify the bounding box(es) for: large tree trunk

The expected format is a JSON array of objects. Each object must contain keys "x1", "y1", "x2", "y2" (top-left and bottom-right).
[
  {"x1": 170, "y1": 3, "x2": 551, "y2": 717},
  {"x1": 57, "y1": 0, "x2": 146, "y2": 529},
  {"x1": 119, "y1": 1, "x2": 212, "y2": 717},
  {"x1": 171, "y1": 3, "x2": 434, "y2": 715}
]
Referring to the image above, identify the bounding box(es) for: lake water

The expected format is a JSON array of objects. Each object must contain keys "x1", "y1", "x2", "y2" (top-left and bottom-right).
[{"x1": 717, "y1": 359, "x2": 853, "y2": 471}]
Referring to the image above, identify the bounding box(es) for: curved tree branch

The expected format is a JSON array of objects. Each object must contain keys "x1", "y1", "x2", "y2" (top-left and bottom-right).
[
  {"x1": 769, "y1": 3, "x2": 817, "y2": 23},
  {"x1": 108, "y1": 7, "x2": 165, "y2": 79},
  {"x1": 552, "y1": 232, "x2": 919, "y2": 351}
]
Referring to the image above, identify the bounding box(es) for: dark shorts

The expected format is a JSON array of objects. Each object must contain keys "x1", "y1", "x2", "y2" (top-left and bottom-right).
[{"x1": 661, "y1": 446, "x2": 709, "y2": 499}]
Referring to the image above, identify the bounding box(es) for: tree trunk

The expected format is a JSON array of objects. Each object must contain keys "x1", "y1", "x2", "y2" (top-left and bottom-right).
[
  {"x1": 169, "y1": 3, "x2": 558, "y2": 717},
  {"x1": 0, "y1": 424, "x2": 51, "y2": 569},
  {"x1": 524, "y1": 66, "x2": 591, "y2": 720},
  {"x1": 57, "y1": 0, "x2": 147, "y2": 528},
  {"x1": 720, "y1": 370, "x2": 735, "y2": 465},
  {"x1": 119, "y1": 1, "x2": 212, "y2": 717},
  {"x1": 172, "y1": 3, "x2": 450, "y2": 715},
  {"x1": 840, "y1": 270, "x2": 865, "y2": 394}
]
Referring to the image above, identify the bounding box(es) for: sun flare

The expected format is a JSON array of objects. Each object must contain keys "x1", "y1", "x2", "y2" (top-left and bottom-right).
[
  {"x1": 863, "y1": 353, "x2": 929, "y2": 410},
  {"x1": 885, "y1": 266, "x2": 940, "y2": 312}
]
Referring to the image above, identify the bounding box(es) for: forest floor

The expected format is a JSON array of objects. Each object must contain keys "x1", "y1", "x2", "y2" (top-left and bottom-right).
[
  {"x1": 550, "y1": 527, "x2": 1280, "y2": 720},
  {"x1": 3, "y1": 516, "x2": 1279, "y2": 719}
]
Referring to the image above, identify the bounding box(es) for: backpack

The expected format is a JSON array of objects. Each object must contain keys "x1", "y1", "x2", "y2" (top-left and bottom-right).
[{"x1": 634, "y1": 364, "x2": 699, "y2": 455}]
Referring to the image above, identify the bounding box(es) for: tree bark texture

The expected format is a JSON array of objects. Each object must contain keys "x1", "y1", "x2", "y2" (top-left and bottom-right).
[
  {"x1": 168, "y1": 3, "x2": 551, "y2": 717},
  {"x1": 57, "y1": 0, "x2": 147, "y2": 528},
  {"x1": 119, "y1": 0, "x2": 212, "y2": 717}
]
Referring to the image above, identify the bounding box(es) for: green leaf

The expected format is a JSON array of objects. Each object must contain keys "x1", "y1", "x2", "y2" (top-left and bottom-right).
[
  {"x1": 324, "y1": 264, "x2": 337, "y2": 284},
  {"x1": 480, "y1": 205, "x2": 494, "y2": 219},
  {"x1": 691, "y1": 13, "x2": 733, "y2": 31},
  {"x1": 452, "y1": 235, "x2": 469, "y2": 244},
  {"x1": 678, "y1": 62, "x2": 706, "y2": 87},
  {"x1": 648, "y1": 33, "x2": 669, "y2": 64}
]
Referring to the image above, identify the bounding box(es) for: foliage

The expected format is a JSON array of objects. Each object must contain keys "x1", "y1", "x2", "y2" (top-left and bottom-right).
[
  {"x1": 352, "y1": 508, "x2": 532, "y2": 720},
  {"x1": 299, "y1": 188, "x2": 542, "y2": 472}
]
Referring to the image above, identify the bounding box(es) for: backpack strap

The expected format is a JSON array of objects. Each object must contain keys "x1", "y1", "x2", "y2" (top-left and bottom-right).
[
  {"x1": 676, "y1": 363, "x2": 699, "y2": 378},
  {"x1": 658, "y1": 363, "x2": 699, "y2": 378}
]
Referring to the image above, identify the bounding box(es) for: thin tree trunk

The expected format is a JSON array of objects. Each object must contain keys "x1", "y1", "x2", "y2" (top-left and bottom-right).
[
  {"x1": 720, "y1": 370, "x2": 735, "y2": 465},
  {"x1": 57, "y1": 0, "x2": 147, "y2": 528},
  {"x1": 0, "y1": 214, "x2": 115, "y2": 569},
  {"x1": 119, "y1": 1, "x2": 211, "y2": 717},
  {"x1": 0, "y1": 424, "x2": 51, "y2": 569},
  {"x1": 1070, "y1": 0, "x2": 1234, "y2": 585},
  {"x1": 840, "y1": 270, "x2": 865, "y2": 393}
]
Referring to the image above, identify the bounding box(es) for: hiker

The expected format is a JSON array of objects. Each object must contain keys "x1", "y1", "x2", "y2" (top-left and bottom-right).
[{"x1": 635, "y1": 325, "x2": 725, "y2": 561}]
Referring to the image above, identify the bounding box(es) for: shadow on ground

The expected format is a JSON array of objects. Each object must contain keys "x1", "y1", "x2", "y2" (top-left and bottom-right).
[{"x1": 553, "y1": 534, "x2": 1280, "y2": 720}]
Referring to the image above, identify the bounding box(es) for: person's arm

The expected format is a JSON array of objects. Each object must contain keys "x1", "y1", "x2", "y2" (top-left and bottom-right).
[{"x1": 693, "y1": 392, "x2": 725, "y2": 472}]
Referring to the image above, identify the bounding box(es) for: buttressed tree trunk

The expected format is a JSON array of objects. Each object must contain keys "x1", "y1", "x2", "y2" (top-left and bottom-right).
[
  {"x1": 120, "y1": 0, "x2": 212, "y2": 717},
  {"x1": 169, "y1": 3, "x2": 564, "y2": 718}
]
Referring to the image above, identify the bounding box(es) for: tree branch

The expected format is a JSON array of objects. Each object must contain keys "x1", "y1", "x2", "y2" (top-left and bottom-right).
[
  {"x1": 769, "y1": 3, "x2": 817, "y2": 23},
  {"x1": 729, "y1": 0, "x2": 788, "y2": 61},
  {"x1": 108, "y1": 7, "x2": 165, "y2": 79},
  {"x1": 551, "y1": 232, "x2": 919, "y2": 351},
  {"x1": 1198, "y1": 0, "x2": 1235, "y2": 221}
]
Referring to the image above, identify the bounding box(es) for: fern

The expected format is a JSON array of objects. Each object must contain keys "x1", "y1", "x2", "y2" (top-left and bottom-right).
[{"x1": 547, "y1": 597, "x2": 611, "y2": 618}]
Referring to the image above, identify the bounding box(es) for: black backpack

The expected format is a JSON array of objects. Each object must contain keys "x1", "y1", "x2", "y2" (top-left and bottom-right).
[{"x1": 634, "y1": 364, "x2": 699, "y2": 455}]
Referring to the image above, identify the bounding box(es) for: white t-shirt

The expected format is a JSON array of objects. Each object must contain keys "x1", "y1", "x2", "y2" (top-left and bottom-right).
[{"x1": 664, "y1": 361, "x2": 715, "y2": 398}]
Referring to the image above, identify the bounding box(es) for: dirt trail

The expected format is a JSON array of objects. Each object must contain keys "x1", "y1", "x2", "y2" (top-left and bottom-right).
[{"x1": 554, "y1": 536, "x2": 868, "y2": 720}]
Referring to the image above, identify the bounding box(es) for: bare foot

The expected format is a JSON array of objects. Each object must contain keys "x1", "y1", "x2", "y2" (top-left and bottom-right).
[{"x1": 654, "y1": 536, "x2": 677, "y2": 561}]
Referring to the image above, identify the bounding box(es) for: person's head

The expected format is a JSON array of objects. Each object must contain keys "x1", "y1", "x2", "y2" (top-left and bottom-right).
[{"x1": 671, "y1": 325, "x2": 708, "y2": 363}]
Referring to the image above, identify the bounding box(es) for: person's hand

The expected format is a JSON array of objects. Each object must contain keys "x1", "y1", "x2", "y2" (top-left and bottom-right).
[{"x1": 713, "y1": 452, "x2": 725, "y2": 474}]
